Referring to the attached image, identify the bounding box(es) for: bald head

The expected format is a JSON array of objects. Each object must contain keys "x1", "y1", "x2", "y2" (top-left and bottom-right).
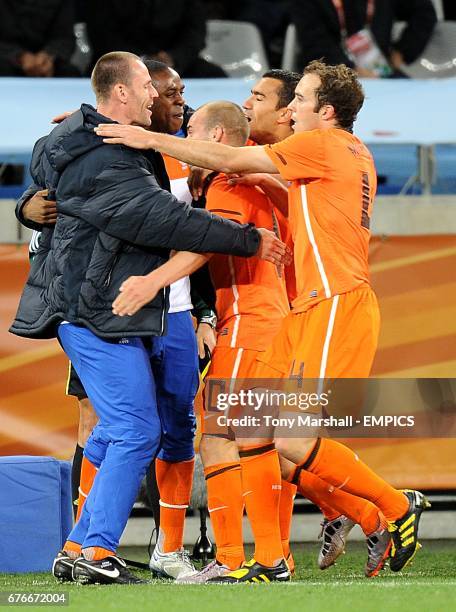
[{"x1": 188, "y1": 101, "x2": 249, "y2": 146}]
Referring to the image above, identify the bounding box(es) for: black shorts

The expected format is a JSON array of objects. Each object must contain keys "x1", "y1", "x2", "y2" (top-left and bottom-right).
[{"x1": 66, "y1": 363, "x2": 88, "y2": 400}]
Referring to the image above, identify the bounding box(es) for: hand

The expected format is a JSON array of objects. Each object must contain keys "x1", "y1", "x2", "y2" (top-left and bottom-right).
[
  {"x1": 34, "y1": 51, "x2": 54, "y2": 77},
  {"x1": 188, "y1": 167, "x2": 212, "y2": 200},
  {"x1": 22, "y1": 190, "x2": 57, "y2": 224},
  {"x1": 52, "y1": 110, "x2": 76, "y2": 124},
  {"x1": 196, "y1": 323, "x2": 216, "y2": 358},
  {"x1": 112, "y1": 274, "x2": 159, "y2": 316},
  {"x1": 226, "y1": 173, "x2": 265, "y2": 187},
  {"x1": 257, "y1": 227, "x2": 292, "y2": 266},
  {"x1": 390, "y1": 50, "x2": 405, "y2": 71},
  {"x1": 19, "y1": 52, "x2": 39, "y2": 76},
  {"x1": 95, "y1": 124, "x2": 154, "y2": 149}
]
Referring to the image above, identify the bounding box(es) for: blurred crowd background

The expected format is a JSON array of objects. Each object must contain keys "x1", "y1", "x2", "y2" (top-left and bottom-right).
[{"x1": 0, "y1": 0, "x2": 454, "y2": 79}]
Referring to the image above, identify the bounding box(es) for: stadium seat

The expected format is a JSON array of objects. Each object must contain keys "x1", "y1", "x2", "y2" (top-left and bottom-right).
[
  {"x1": 394, "y1": 21, "x2": 456, "y2": 79},
  {"x1": 71, "y1": 22, "x2": 92, "y2": 75},
  {"x1": 432, "y1": 0, "x2": 444, "y2": 21},
  {"x1": 281, "y1": 23, "x2": 299, "y2": 72},
  {"x1": 0, "y1": 456, "x2": 73, "y2": 573},
  {"x1": 202, "y1": 20, "x2": 269, "y2": 79}
]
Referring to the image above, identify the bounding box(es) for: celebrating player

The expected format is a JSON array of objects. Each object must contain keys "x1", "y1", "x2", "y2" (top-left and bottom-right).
[
  {"x1": 98, "y1": 64, "x2": 425, "y2": 581},
  {"x1": 95, "y1": 61, "x2": 429, "y2": 582}
]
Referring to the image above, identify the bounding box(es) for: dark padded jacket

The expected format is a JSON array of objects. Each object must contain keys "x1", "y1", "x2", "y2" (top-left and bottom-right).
[{"x1": 10, "y1": 104, "x2": 260, "y2": 340}]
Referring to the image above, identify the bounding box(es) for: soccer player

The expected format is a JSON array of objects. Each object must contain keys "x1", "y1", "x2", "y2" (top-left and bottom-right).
[
  {"x1": 95, "y1": 61, "x2": 430, "y2": 582},
  {"x1": 240, "y1": 69, "x2": 392, "y2": 577},
  {"x1": 16, "y1": 61, "x2": 218, "y2": 581},
  {"x1": 11, "y1": 52, "x2": 287, "y2": 585},
  {"x1": 143, "y1": 60, "x2": 216, "y2": 581},
  {"x1": 186, "y1": 100, "x2": 291, "y2": 582}
]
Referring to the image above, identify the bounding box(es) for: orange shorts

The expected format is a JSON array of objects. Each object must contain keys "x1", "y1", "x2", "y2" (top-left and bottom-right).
[
  {"x1": 202, "y1": 346, "x2": 262, "y2": 437},
  {"x1": 257, "y1": 286, "x2": 380, "y2": 379}
]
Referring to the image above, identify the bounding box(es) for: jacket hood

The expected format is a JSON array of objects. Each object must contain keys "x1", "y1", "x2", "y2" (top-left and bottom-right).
[{"x1": 30, "y1": 104, "x2": 116, "y2": 187}]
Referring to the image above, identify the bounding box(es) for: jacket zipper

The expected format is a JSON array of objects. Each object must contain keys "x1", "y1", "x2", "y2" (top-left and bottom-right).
[{"x1": 103, "y1": 255, "x2": 119, "y2": 287}]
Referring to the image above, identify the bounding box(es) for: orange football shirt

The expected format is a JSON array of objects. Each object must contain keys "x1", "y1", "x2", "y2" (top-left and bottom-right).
[
  {"x1": 264, "y1": 127, "x2": 377, "y2": 313},
  {"x1": 162, "y1": 153, "x2": 189, "y2": 181},
  {"x1": 205, "y1": 174, "x2": 289, "y2": 351}
]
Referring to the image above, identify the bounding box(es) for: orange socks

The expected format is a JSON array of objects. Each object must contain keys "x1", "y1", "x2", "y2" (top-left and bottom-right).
[
  {"x1": 279, "y1": 479, "x2": 296, "y2": 561},
  {"x1": 63, "y1": 540, "x2": 82, "y2": 559},
  {"x1": 75, "y1": 456, "x2": 98, "y2": 521},
  {"x1": 205, "y1": 461, "x2": 245, "y2": 570},
  {"x1": 302, "y1": 439, "x2": 409, "y2": 522},
  {"x1": 63, "y1": 541, "x2": 115, "y2": 562},
  {"x1": 82, "y1": 546, "x2": 115, "y2": 561},
  {"x1": 296, "y1": 469, "x2": 383, "y2": 535},
  {"x1": 156, "y1": 457, "x2": 194, "y2": 553},
  {"x1": 240, "y1": 446, "x2": 284, "y2": 567}
]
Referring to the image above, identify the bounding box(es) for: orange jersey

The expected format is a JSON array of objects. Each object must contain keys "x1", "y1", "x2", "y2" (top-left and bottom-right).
[
  {"x1": 247, "y1": 138, "x2": 297, "y2": 302},
  {"x1": 162, "y1": 153, "x2": 190, "y2": 181},
  {"x1": 264, "y1": 128, "x2": 377, "y2": 313},
  {"x1": 206, "y1": 174, "x2": 289, "y2": 351}
]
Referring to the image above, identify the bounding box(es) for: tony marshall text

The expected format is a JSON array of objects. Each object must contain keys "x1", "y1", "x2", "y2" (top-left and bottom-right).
[{"x1": 216, "y1": 415, "x2": 415, "y2": 428}]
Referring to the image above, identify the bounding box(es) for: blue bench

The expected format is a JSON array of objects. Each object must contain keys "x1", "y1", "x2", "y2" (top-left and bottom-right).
[{"x1": 0, "y1": 456, "x2": 72, "y2": 573}]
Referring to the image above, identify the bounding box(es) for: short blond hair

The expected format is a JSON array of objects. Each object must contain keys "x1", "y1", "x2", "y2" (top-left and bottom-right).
[
  {"x1": 91, "y1": 51, "x2": 140, "y2": 103},
  {"x1": 198, "y1": 101, "x2": 249, "y2": 145}
]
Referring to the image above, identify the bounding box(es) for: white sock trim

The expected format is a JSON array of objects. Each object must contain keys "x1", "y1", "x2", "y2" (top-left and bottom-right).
[
  {"x1": 159, "y1": 500, "x2": 188, "y2": 509},
  {"x1": 208, "y1": 505, "x2": 228, "y2": 513}
]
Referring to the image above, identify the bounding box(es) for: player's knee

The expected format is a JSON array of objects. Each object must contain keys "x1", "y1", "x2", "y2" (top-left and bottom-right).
[
  {"x1": 141, "y1": 425, "x2": 162, "y2": 452},
  {"x1": 159, "y1": 420, "x2": 194, "y2": 462},
  {"x1": 160, "y1": 413, "x2": 196, "y2": 459},
  {"x1": 278, "y1": 454, "x2": 296, "y2": 480},
  {"x1": 200, "y1": 435, "x2": 238, "y2": 465},
  {"x1": 274, "y1": 436, "x2": 290, "y2": 457}
]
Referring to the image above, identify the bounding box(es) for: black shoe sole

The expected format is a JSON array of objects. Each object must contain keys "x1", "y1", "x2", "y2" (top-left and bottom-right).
[{"x1": 52, "y1": 559, "x2": 74, "y2": 583}]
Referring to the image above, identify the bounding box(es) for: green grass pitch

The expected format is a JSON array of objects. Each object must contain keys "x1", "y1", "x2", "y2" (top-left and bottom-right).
[{"x1": 0, "y1": 541, "x2": 454, "y2": 612}]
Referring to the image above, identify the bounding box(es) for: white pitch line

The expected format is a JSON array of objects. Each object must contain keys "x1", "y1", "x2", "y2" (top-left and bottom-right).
[{"x1": 169, "y1": 580, "x2": 456, "y2": 588}]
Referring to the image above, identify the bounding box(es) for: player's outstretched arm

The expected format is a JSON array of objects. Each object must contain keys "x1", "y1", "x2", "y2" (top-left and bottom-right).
[
  {"x1": 112, "y1": 228, "x2": 291, "y2": 316},
  {"x1": 94, "y1": 124, "x2": 277, "y2": 175},
  {"x1": 112, "y1": 251, "x2": 211, "y2": 317}
]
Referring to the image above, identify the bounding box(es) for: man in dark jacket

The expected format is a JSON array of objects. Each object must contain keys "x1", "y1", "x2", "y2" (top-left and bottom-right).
[
  {"x1": 10, "y1": 51, "x2": 286, "y2": 585},
  {"x1": 292, "y1": 0, "x2": 437, "y2": 76},
  {"x1": 14, "y1": 62, "x2": 217, "y2": 582}
]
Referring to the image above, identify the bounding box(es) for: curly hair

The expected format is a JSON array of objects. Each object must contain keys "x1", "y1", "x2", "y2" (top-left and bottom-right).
[{"x1": 303, "y1": 61, "x2": 365, "y2": 132}]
